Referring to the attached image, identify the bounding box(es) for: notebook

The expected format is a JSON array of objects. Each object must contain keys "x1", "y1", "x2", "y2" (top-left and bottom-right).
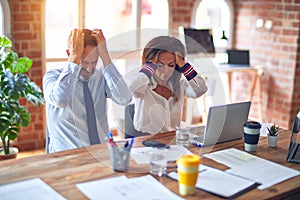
[{"x1": 190, "y1": 101, "x2": 251, "y2": 147}]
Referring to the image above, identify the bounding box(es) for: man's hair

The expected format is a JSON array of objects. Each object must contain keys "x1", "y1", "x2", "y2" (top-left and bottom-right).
[{"x1": 82, "y1": 29, "x2": 97, "y2": 47}]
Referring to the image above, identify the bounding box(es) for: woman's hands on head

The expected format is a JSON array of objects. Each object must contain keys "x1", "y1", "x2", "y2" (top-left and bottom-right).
[{"x1": 175, "y1": 52, "x2": 186, "y2": 68}]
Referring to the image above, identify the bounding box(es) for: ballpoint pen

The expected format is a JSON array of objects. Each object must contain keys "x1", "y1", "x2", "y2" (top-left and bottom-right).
[{"x1": 107, "y1": 132, "x2": 115, "y2": 147}]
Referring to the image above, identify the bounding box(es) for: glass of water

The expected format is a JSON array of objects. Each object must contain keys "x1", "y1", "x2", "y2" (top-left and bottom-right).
[
  {"x1": 176, "y1": 126, "x2": 190, "y2": 147},
  {"x1": 149, "y1": 148, "x2": 168, "y2": 176}
]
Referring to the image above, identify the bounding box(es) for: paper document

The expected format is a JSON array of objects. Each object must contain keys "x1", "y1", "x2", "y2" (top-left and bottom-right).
[
  {"x1": 77, "y1": 175, "x2": 184, "y2": 200},
  {"x1": 204, "y1": 148, "x2": 300, "y2": 190},
  {"x1": 0, "y1": 178, "x2": 66, "y2": 200},
  {"x1": 168, "y1": 165, "x2": 258, "y2": 199},
  {"x1": 130, "y1": 145, "x2": 192, "y2": 164}
]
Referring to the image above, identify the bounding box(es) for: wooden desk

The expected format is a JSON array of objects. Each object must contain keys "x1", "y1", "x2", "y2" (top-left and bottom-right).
[{"x1": 0, "y1": 130, "x2": 299, "y2": 199}]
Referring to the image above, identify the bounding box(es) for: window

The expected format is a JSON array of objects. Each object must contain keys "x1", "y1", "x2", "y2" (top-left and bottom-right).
[
  {"x1": 192, "y1": 0, "x2": 232, "y2": 54},
  {"x1": 45, "y1": 0, "x2": 169, "y2": 134},
  {"x1": 45, "y1": 0, "x2": 169, "y2": 70},
  {"x1": 0, "y1": 0, "x2": 11, "y2": 37},
  {"x1": 0, "y1": 3, "x2": 3, "y2": 35}
]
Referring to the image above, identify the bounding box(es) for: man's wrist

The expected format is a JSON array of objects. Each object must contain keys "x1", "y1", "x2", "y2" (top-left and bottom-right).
[{"x1": 68, "y1": 56, "x2": 81, "y2": 65}]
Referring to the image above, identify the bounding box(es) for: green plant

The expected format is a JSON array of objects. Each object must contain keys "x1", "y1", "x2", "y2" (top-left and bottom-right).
[
  {"x1": 0, "y1": 36, "x2": 44, "y2": 155},
  {"x1": 267, "y1": 124, "x2": 279, "y2": 136}
]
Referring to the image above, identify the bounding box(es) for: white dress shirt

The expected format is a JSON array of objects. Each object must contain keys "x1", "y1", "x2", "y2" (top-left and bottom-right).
[{"x1": 129, "y1": 66, "x2": 207, "y2": 134}]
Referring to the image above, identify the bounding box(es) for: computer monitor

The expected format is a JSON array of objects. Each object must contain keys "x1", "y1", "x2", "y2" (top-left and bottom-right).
[{"x1": 182, "y1": 28, "x2": 215, "y2": 54}]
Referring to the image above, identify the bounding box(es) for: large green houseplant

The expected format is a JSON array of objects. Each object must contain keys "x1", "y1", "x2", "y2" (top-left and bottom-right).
[{"x1": 0, "y1": 36, "x2": 44, "y2": 156}]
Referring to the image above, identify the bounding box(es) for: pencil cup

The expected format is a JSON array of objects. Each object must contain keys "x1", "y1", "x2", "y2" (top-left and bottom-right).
[
  {"x1": 176, "y1": 154, "x2": 201, "y2": 196},
  {"x1": 108, "y1": 143, "x2": 130, "y2": 172}
]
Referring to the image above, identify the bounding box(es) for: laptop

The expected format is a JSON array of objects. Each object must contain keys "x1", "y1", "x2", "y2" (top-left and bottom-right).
[
  {"x1": 190, "y1": 101, "x2": 251, "y2": 147},
  {"x1": 226, "y1": 49, "x2": 250, "y2": 67},
  {"x1": 286, "y1": 111, "x2": 300, "y2": 163}
]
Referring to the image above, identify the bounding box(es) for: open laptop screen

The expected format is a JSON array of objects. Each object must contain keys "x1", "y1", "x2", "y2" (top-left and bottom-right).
[{"x1": 227, "y1": 49, "x2": 250, "y2": 65}]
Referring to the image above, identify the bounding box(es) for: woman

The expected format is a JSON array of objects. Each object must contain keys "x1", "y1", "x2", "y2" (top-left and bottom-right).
[{"x1": 129, "y1": 36, "x2": 208, "y2": 134}]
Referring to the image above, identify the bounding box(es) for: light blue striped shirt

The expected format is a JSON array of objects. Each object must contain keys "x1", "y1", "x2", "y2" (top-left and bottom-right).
[{"x1": 43, "y1": 62, "x2": 131, "y2": 153}]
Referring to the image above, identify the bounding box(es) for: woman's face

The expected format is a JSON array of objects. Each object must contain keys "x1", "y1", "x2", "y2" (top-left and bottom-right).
[{"x1": 154, "y1": 51, "x2": 176, "y2": 84}]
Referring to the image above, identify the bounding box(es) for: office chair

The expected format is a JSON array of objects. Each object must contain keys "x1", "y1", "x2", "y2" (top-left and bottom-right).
[
  {"x1": 124, "y1": 103, "x2": 150, "y2": 139},
  {"x1": 45, "y1": 126, "x2": 50, "y2": 154},
  {"x1": 286, "y1": 111, "x2": 300, "y2": 163}
]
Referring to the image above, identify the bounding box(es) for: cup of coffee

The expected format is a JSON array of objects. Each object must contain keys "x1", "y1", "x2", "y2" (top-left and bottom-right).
[
  {"x1": 243, "y1": 121, "x2": 262, "y2": 152},
  {"x1": 176, "y1": 154, "x2": 201, "y2": 196},
  {"x1": 176, "y1": 126, "x2": 190, "y2": 147}
]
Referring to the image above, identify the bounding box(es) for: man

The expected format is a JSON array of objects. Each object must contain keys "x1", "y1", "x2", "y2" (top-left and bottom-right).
[{"x1": 43, "y1": 29, "x2": 131, "y2": 153}]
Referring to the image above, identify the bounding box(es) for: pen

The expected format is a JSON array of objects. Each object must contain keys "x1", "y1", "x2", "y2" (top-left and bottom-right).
[
  {"x1": 123, "y1": 141, "x2": 129, "y2": 151},
  {"x1": 107, "y1": 132, "x2": 115, "y2": 147},
  {"x1": 191, "y1": 141, "x2": 203, "y2": 147},
  {"x1": 129, "y1": 137, "x2": 134, "y2": 147}
]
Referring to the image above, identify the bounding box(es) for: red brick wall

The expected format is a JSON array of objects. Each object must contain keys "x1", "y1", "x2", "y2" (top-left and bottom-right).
[
  {"x1": 233, "y1": 0, "x2": 300, "y2": 129},
  {"x1": 9, "y1": 0, "x2": 45, "y2": 151},
  {"x1": 171, "y1": 0, "x2": 300, "y2": 129}
]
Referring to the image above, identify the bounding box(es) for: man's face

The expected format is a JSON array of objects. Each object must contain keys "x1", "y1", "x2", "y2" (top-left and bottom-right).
[{"x1": 79, "y1": 45, "x2": 98, "y2": 81}]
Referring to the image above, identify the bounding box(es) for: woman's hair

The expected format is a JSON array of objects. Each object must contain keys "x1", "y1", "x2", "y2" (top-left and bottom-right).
[
  {"x1": 142, "y1": 36, "x2": 187, "y2": 100},
  {"x1": 82, "y1": 29, "x2": 97, "y2": 47},
  {"x1": 142, "y1": 36, "x2": 186, "y2": 65}
]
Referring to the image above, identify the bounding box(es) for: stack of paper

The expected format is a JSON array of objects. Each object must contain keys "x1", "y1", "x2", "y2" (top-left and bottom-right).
[
  {"x1": 77, "y1": 175, "x2": 184, "y2": 200},
  {"x1": 204, "y1": 148, "x2": 300, "y2": 190},
  {"x1": 168, "y1": 165, "x2": 258, "y2": 199},
  {"x1": 0, "y1": 178, "x2": 66, "y2": 200},
  {"x1": 130, "y1": 145, "x2": 192, "y2": 164}
]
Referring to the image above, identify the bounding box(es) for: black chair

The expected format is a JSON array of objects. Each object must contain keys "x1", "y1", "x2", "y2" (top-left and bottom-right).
[
  {"x1": 286, "y1": 111, "x2": 300, "y2": 163},
  {"x1": 45, "y1": 126, "x2": 50, "y2": 154},
  {"x1": 124, "y1": 104, "x2": 150, "y2": 139}
]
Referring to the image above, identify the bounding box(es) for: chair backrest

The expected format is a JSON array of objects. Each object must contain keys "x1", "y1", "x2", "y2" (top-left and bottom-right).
[
  {"x1": 124, "y1": 104, "x2": 150, "y2": 139},
  {"x1": 286, "y1": 111, "x2": 300, "y2": 163},
  {"x1": 46, "y1": 126, "x2": 50, "y2": 154}
]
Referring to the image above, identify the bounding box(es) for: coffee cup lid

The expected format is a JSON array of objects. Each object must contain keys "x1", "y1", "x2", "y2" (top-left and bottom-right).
[
  {"x1": 244, "y1": 121, "x2": 261, "y2": 129},
  {"x1": 176, "y1": 154, "x2": 201, "y2": 166}
]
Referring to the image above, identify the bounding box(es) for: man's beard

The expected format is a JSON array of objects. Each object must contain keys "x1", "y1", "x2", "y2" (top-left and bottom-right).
[{"x1": 79, "y1": 68, "x2": 96, "y2": 81}]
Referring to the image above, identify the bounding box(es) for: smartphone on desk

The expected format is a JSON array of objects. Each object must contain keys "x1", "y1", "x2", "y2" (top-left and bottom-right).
[{"x1": 142, "y1": 139, "x2": 170, "y2": 149}]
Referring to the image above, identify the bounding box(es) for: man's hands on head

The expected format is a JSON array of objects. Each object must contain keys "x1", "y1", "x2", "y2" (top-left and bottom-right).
[
  {"x1": 67, "y1": 29, "x2": 84, "y2": 65},
  {"x1": 91, "y1": 29, "x2": 111, "y2": 67}
]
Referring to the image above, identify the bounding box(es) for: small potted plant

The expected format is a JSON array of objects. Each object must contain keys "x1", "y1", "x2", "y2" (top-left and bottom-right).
[
  {"x1": 267, "y1": 124, "x2": 279, "y2": 147},
  {"x1": 0, "y1": 36, "x2": 44, "y2": 160}
]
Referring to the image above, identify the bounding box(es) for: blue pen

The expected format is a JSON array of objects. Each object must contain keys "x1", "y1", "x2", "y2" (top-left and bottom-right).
[
  {"x1": 107, "y1": 132, "x2": 115, "y2": 147},
  {"x1": 108, "y1": 132, "x2": 113, "y2": 140},
  {"x1": 191, "y1": 141, "x2": 203, "y2": 147},
  {"x1": 129, "y1": 137, "x2": 134, "y2": 147}
]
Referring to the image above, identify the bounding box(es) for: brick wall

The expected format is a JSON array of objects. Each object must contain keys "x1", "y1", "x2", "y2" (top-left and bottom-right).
[
  {"x1": 172, "y1": 0, "x2": 300, "y2": 129},
  {"x1": 233, "y1": 0, "x2": 300, "y2": 129},
  {"x1": 9, "y1": 0, "x2": 45, "y2": 151}
]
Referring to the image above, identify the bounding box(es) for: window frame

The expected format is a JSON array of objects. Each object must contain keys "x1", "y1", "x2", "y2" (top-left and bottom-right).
[
  {"x1": 191, "y1": 0, "x2": 234, "y2": 51},
  {"x1": 0, "y1": 0, "x2": 11, "y2": 38}
]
